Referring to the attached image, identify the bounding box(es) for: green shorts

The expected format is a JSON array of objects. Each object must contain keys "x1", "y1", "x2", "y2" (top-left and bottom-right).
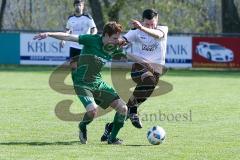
[{"x1": 74, "y1": 81, "x2": 119, "y2": 110}]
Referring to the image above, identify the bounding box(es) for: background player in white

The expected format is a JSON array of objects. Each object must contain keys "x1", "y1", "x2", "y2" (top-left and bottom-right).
[
  {"x1": 101, "y1": 9, "x2": 168, "y2": 137},
  {"x1": 60, "y1": 0, "x2": 97, "y2": 70}
]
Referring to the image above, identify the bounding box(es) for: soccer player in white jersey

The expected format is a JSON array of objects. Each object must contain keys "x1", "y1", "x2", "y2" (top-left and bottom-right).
[
  {"x1": 124, "y1": 9, "x2": 168, "y2": 128},
  {"x1": 60, "y1": 0, "x2": 97, "y2": 70},
  {"x1": 101, "y1": 9, "x2": 168, "y2": 139}
]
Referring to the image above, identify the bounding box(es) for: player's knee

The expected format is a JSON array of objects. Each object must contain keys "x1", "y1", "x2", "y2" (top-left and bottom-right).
[
  {"x1": 120, "y1": 105, "x2": 128, "y2": 115},
  {"x1": 142, "y1": 76, "x2": 156, "y2": 85},
  {"x1": 117, "y1": 104, "x2": 127, "y2": 115},
  {"x1": 111, "y1": 99, "x2": 127, "y2": 115},
  {"x1": 141, "y1": 71, "x2": 154, "y2": 82},
  {"x1": 86, "y1": 108, "x2": 97, "y2": 118}
]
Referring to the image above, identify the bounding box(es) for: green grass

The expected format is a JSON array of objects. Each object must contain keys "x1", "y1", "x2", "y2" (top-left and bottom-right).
[{"x1": 0, "y1": 66, "x2": 240, "y2": 160}]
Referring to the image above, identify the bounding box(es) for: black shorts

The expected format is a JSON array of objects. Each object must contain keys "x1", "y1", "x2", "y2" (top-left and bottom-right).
[
  {"x1": 131, "y1": 63, "x2": 160, "y2": 84},
  {"x1": 70, "y1": 47, "x2": 81, "y2": 63}
]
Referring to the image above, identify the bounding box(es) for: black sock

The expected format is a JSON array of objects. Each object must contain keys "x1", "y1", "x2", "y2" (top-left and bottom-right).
[
  {"x1": 108, "y1": 122, "x2": 114, "y2": 130},
  {"x1": 129, "y1": 106, "x2": 137, "y2": 114}
]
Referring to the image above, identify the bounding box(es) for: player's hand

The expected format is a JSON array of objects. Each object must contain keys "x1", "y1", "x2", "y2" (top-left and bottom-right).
[
  {"x1": 60, "y1": 40, "x2": 65, "y2": 48},
  {"x1": 106, "y1": 39, "x2": 126, "y2": 48},
  {"x1": 118, "y1": 38, "x2": 127, "y2": 47},
  {"x1": 33, "y1": 32, "x2": 49, "y2": 40},
  {"x1": 131, "y1": 19, "x2": 143, "y2": 30}
]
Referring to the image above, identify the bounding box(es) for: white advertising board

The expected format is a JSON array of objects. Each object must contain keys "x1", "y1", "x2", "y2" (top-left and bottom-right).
[
  {"x1": 20, "y1": 33, "x2": 70, "y2": 65},
  {"x1": 166, "y1": 36, "x2": 192, "y2": 68}
]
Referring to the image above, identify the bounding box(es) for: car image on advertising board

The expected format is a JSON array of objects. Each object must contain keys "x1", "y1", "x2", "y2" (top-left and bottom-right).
[{"x1": 196, "y1": 42, "x2": 234, "y2": 62}]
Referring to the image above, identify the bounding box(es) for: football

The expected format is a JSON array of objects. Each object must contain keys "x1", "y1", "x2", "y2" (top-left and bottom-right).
[{"x1": 147, "y1": 126, "x2": 166, "y2": 145}]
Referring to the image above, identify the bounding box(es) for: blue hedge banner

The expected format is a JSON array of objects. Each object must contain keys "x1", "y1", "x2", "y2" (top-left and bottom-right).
[{"x1": 0, "y1": 33, "x2": 20, "y2": 64}]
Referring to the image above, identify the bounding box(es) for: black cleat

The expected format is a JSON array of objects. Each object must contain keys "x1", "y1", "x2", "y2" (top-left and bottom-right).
[
  {"x1": 129, "y1": 113, "x2": 143, "y2": 128},
  {"x1": 107, "y1": 138, "x2": 123, "y2": 145},
  {"x1": 101, "y1": 123, "x2": 113, "y2": 142},
  {"x1": 79, "y1": 125, "x2": 87, "y2": 144}
]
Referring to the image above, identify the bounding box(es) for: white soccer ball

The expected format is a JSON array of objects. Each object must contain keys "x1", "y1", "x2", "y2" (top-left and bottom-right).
[{"x1": 147, "y1": 126, "x2": 166, "y2": 145}]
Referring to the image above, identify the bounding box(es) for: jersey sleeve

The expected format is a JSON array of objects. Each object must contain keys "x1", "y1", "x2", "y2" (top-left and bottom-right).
[
  {"x1": 78, "y1": 34, "x2": 93, "y2": 45},
  {"x1": 123, "y1": 29, "x2": 137, "y2": 43},
  {"x1": 66, "y1": 19, "x2": 71, "y2": 30},
  {"x1": 157, "y1": 26, "x2": 168, "y2": 38},
  {"x1": 89, "y1": 18, "x2": 96, "y2": 29}
]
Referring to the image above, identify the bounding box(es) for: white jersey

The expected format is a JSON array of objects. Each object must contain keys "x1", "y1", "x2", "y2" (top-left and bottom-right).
[
  {"x1": 66, "y1": 14, "x2": 96, "y2": 49},
  {"x1": 123, "y1": 26, "x2": 168, "y2": 69}
]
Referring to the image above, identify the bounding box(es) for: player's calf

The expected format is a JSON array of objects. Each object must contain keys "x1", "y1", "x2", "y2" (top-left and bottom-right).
[
  {"x1": 78, "y1": 106, "x2": 97, "y2": 144},
  {"x1": 105, "y1": 99, "x2": 127, "y2": 144},
  {"x1": 79, "y1": 126, "x2": 87, "y2": 144}
]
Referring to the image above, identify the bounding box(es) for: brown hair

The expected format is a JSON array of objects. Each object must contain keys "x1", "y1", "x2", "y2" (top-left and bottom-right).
[
  {"x1": 74, "y1": 0, "x2": 84, "y2": 5},
  {"x1": 102, "y1": 21, "x2": 123, "y2": 37}
]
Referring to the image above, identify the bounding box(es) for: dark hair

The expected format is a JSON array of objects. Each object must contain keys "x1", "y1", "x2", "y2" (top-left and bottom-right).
[
  {"x1": 142, "y1": 9, "x2": 158, "y2": 20},
  {"x1": 102, "y1": 21, "x2": 123, "y2": 36},
  {"x1": 74, "y1": 0, "x2": 84, "y2": 5}
]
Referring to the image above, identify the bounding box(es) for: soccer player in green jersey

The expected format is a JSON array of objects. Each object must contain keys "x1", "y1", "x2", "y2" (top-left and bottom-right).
[{"x1": 34, "y1": 21, "x2": 127, "y2": 144}]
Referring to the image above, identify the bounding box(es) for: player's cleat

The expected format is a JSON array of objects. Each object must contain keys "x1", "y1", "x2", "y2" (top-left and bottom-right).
[
  {"x1": 129, "y1": 113, "x2": 143, "y2": 128},
  {"x1": 107, "y1": 138, "x2": 123, "y2": 145},
  {"x1": 101, "y1": 123, "x2": 113, "y2": 142},
  {"x1": 79, "y1": 126, "x2": 87, "y2": 144}
]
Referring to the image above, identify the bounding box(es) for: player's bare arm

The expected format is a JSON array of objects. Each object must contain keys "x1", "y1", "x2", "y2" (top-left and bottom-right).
[
  {"x1": 131, "y1": 19, "x2": 164, "y2": 39},
  {"x1": 34, "y1": 32, "x2": 79, "y2": 42},
  {"x1": 60, "y1": 29, "x2": 72, "y2": 48}
]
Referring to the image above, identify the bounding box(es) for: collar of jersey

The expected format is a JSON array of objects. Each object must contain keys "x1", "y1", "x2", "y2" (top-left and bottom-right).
[{"x1": 74, "y1": 13, "x2": 84, "y2": 17}]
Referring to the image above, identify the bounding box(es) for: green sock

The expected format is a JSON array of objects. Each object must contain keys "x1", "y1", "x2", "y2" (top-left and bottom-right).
[
  {"x1": 109, "y1": 112, "x2": 126, "y2": 140},
  {"x1": 79, "y1": 113, "x2": 93, "y2": 130}
]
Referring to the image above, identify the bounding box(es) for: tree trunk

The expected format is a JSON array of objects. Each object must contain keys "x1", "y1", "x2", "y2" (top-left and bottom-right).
[
  {"x1": 107, "y1": 0, "x2": 125, "y2": 22},
  {"x1": 222, "y1": 0, "x2": 240, "y2": 33},
  {"x1": 0, "y1": 0, "x2": 7, "y2": 30},
  {"x1": 30, "y1": 0, "x2": 32, "y2": 24},
  {"x1": 88, "y1": 0, "x2": 105, "y2": 32}
]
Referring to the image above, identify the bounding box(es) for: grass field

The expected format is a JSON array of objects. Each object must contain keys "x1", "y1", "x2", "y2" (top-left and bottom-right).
[{"x1": 0, "y1": 66, "x2": 240, "y2": 160}]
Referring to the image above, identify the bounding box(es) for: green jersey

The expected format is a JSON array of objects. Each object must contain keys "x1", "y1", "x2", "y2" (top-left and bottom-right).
[
  {"x1": 72, "y1": 34, "x2": 122, "y2": 88},
  {"x1": 79, "y1": 34, "x2": 112, "y2": 60}
]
